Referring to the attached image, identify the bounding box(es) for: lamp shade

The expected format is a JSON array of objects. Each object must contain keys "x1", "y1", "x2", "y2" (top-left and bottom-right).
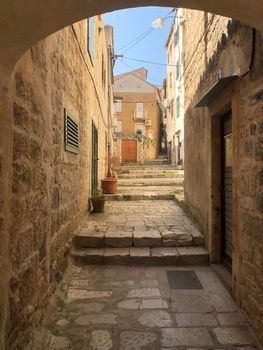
[{"x1": 151, "y1": 16, "x2": 165, "y2": 29}]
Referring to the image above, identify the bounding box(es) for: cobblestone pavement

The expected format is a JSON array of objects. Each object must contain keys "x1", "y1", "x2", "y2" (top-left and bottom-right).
[
  {"x1": 84, "y1": 201, "x2": 195, "y2": 233},
  {"x1": 36, "y1": 264, "x2": 259, "y2": 349}
]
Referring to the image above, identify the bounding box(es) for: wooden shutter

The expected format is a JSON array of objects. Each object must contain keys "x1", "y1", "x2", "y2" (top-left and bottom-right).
[{"x1": 64, "y1": 109, "x2": 79, "y2": 154}]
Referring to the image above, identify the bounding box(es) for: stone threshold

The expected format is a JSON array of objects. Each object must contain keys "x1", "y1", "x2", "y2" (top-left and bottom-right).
[
  {"x1": 105, "y1": 194, "x2": 175, "y2": 201},
  {"x1": 70, "y1": 246, "x2": 209, "y2": 266},
  {"x1": 74, "y1": 228, "x2": 204, "y2": 249}
]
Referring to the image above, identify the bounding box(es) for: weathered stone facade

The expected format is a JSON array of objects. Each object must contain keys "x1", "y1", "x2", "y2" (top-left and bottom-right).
[
  {"x1": 114, "y1": 68, "x2": 161, "y2": 163},
  {"x1": 2, "y1": 18, "x2": 114, "y2": 349},
  {"x1": 183, "y1": 10, "x2": 263, "y2": 345}
]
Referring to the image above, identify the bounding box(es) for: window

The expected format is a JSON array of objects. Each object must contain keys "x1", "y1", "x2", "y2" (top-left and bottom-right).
[
  {"x1": 135, "y1": 102, "x2": 144, "y2": 119},
  {"x1": 169, "y1": 72, "x2": 173, "y2": 88},
  {"x1": 174, "y1": 28, "x2": 179, "y2": 44},
  {"x1": 176, "y1": 96, "x2": 180, "y2": 119},
  {"x1": 116, "y1": 120, "x2": 122, "y2": 133},
  {"x1": 135, "y1": 124, "x2": 145, "y2": 135},
  {"x1": 64, "y1": 108, "x2": 79, "y2": 154},
  {"x1": 114, "y1": 98, "x2": 122, "y2": 113},
  {"x1": 176, "y1": 60, "x2": 180, "y2": 80},
  {"x1": 87, "y1": 17, "x2": 94, "y2": 63}
]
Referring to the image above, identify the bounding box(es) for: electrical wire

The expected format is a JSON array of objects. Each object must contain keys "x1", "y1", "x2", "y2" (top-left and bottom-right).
[
  {"x1": 119, "y1": 59, "x2": 163, "y2": 85},
  {"x1": 121, "y1": 55, "x2": 182, "y2": 67},
  {"x1": 118, "y1": 27, "x2": 153, "y2": 51},
  {"x1": 119, "y1": 8, "x2": 176, "y2": 54}
]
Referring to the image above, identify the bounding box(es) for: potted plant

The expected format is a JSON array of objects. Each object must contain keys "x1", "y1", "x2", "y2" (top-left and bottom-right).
[
  {"x1": 101, "y1": 155, "x2": 120, "y2": 194},
  {"x1": 90, "y1": 188, "x2": 106, "y2": 213},
  {"x1": 177, "y1": 159, "x2": 184, "y2": 170}
]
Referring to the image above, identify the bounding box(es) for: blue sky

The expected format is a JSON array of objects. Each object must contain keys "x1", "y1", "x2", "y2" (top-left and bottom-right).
[{"x1": 103, "y1": 7, "x2": 174, "y2": 86}]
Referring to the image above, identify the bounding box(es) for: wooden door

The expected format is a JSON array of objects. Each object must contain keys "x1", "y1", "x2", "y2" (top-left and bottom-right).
[{"x1": 122, "y1": 139, "x2": 137, "y2": 162}]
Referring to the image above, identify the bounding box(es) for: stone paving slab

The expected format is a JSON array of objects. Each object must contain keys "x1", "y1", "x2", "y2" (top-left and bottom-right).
[{"x1": 35, "y1": 265, "x2": 259, "y2": 350}]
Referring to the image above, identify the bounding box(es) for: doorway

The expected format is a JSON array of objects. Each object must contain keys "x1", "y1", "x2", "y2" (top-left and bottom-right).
[
  {"x1": 91, "y1": 122, "x2": 98, "y2": 197},
  {"x1": 222, "y1": 112, "x2": 233, "y2": 271},
  {"x1": 121, "y1": 139, "x2": 137, "y2": 163}
]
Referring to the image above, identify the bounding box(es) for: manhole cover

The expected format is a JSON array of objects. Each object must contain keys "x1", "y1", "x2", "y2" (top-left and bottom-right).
[{"x1": 166, "y1": 270, "x2": 203, "y2": 289}]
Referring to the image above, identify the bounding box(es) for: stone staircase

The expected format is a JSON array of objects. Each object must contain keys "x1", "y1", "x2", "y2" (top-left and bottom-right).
[
  {"x1": 70, "y1": 201, "x2": 209, "y2": 266},
  {"x1": 106, "y1": 164, "x2": 184, "y2": 201}
]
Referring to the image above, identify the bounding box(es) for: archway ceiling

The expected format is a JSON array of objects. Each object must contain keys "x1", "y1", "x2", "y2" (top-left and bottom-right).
[{"x1": 0, "y1": 0, "x2": 263, "y2": 71}]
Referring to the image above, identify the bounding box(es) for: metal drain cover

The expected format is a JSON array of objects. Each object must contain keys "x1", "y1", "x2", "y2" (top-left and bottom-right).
[{"x1": 166, "y1": 270, "x2": 203, "y2": 290}]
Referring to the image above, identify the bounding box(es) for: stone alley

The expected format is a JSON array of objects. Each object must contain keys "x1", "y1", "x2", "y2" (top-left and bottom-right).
[
  {"x1": 33, "y1": 197, "x2": 260, "y2": 349},
  {"x1": 35, "y1": 264, "x2": 258, "y2": 349}
]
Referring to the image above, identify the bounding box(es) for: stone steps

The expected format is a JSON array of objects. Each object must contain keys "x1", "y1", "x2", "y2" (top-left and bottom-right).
[
  {"x1": 118, "y1": 173, "x2": 184, "y2": 179},
  {"x1": 104, "y1": 194, "x2": 176, "y2": 201},
  {"x1": 120, "y1": 169, "x2": 181, "y2": 174},
  {"x1": 118, "y1": 179, "x2": 184, "y2": 187},
  {"x1": 74, "y1": 227, "x2": 204, "y2": 249},
  {"x1": 70, "y1": 246, "x2": 209, "y2": 265}
]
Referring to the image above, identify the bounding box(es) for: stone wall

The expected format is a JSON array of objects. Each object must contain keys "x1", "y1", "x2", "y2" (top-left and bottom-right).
[
  {"x1": 183, "y1": 9, "x2": 263, "y2": 345},
  {"x1": 6, "y1": 18, "x2": 112, "y2": 349}
]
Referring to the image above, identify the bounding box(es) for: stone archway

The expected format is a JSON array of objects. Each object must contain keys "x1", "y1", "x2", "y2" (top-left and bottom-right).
[{"x1": 0, "y1": 0, "x2": 263, "y2": 71}]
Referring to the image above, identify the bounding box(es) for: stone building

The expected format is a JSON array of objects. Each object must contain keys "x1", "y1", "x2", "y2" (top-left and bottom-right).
[
  {"x1": 183, "y1": 9, "x2": 263, "y2": 344},
  {"x1": 0, "y1": 16, "x2": 115, "y2": 349},
  {"x1": 164, "y1": 8, "x2": 185, "y2": 166},
  {"x1": 113, "y1": 68, "x2": 162, "y2": 163}
]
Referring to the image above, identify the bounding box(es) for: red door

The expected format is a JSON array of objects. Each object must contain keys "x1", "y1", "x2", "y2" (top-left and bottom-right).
[{"x1": 122, "y1": 139, "x2": 137, "y2": 162}]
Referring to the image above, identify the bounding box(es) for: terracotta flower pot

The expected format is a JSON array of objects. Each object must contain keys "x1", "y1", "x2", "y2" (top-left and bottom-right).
[
  {"x1": 101, "y1": 177, "x2": 118, "y2": 194},
  {"x1": 90, "y1": 197, "x2": 106, "y2": 213}
]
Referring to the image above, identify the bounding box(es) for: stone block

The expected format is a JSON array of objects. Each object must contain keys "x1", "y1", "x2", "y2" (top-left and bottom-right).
[
  {"x1": 175, "y1": 313, "x2": 218, "y2": 327},
  {"x1": 67, "y1": 289, "x2": 112, "y2": 302},
  {"x1": 133, "y1": 231, "x2": 161, "y2": 247},
  {"x1": 161, "y1": 328, "x2": 214, "y2": 347},
  {"x1": 161, "y1": 230, "x2": 193, "y2": 247},
  {"x1": 127, "y1": 288, "x2": 161, "y2": 298},
  {"x1": 120, "y1": 331, "x2": 157, "y2": 350},
  {"x1": 71, "y1": 248, "x2": 104, "y2": 265},
  {"x1": 74, "y1": 229, "x2": 104, "y2": 248},
  {"x1": 217, "y1": 312, "x2": 244, "y2": 326},
  {"x1": 151, "y1": 247, "x2": 179, "y2": 265},
  {"x1": 103, "y1": 248, "x2": 130, "y2": 264},
  {"x1": 177, "y1": 247, "x2": 209, "y2": 265},
  {"x1": 129, "y1": 247, "x2": 151, "y2": 264},
  {"x1": 171, "y1": 294, "x2": 214, "y2": 313},
  {"x1": 90, "y1": 330, "x2": 113, "y2": 350},
  {"x1": 118, "y1": 300, "x2": 140, "y2": 310},
  {"x1": 105, "y1": 231, "x2": 132, "y2": 247},
  {"x1": 139, "y1": 310, "x2": 172, "y2": 327},
  {"x1": 140, "y1": 299, "x2": 168, "y2": 309},
  {"x1": 213, "y1": 327, "x2": 255, "y2": 345},
  {"x1": 75, "y1": 314, "x2": 117, "y2": 326}
]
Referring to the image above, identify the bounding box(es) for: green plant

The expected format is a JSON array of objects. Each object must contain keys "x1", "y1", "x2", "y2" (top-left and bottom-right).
[
  {"x1": 93, "y1": 188, "x2": 104, "y2": 198},
  {"x1": 177, "y1": 159, "x2": 183, "y2": 165},
  {"x1": 107, "y1": 155, "x2": 120, "y2": 178}
]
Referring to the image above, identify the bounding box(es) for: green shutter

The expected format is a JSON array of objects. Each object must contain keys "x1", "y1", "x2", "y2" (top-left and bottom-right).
[{"x1": 64, "y1": 108, "x2": 79, "y2": 154}]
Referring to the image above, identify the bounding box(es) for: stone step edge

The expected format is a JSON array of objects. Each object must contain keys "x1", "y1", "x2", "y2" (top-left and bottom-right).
[
  {"x1": 74, "y1": 233, "x2": 204, "y2": 249},
  {"x1": 104, "y1": 194, "x2": 176, "y2": 201},
  {"x1": 118, "y1": 175, "x2": 184, "y2": 178},
  {"x1": 118, "y1": 183, "x2": 184, "y2": 187},
  {"x1": 70, "y1": 246, "x2": 209, "y2": 265}
]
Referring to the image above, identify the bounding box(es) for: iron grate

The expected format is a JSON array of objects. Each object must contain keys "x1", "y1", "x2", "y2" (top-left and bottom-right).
[{"x1": 166, "y1": 270, "x2": 203, "y2": 290}]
